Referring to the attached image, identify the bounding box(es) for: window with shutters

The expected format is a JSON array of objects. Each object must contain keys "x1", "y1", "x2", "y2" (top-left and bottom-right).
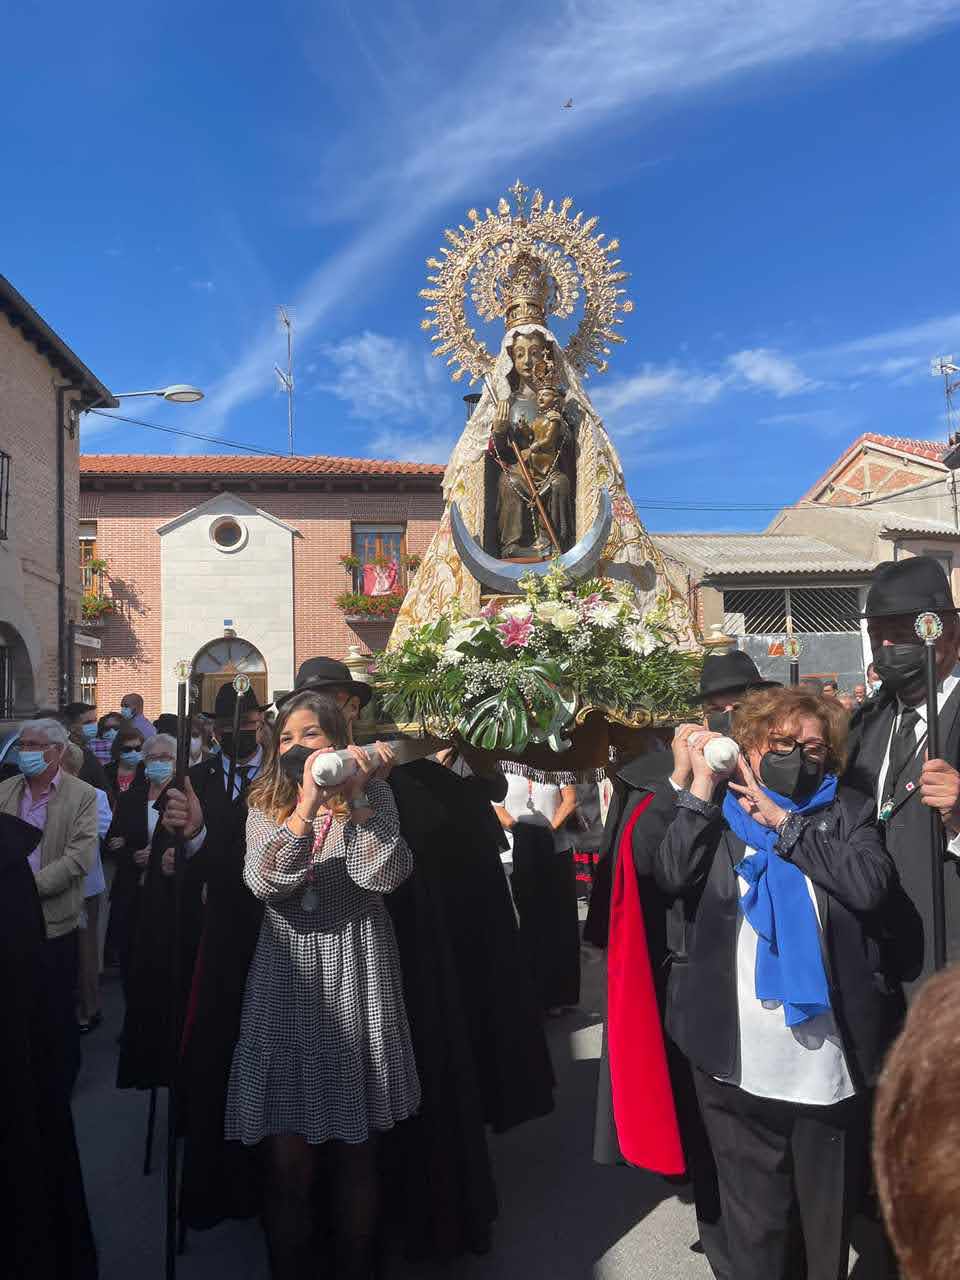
[{"x1": 723, "y1": 586, "x2": 861, "y2": 636}]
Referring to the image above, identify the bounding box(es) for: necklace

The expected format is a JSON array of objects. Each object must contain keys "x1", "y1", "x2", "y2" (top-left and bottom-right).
[{"x1": 300, "y1": 812, "x2": 334, "y2": 912}]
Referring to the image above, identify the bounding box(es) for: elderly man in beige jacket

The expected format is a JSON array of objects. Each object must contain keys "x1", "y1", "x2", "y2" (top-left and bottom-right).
[{"x1": 0, "y1": 716, "x2": 98, "y2": 1091}]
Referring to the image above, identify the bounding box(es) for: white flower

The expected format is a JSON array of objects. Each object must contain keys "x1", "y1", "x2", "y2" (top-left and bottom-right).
[
  {"x1": 447, "y1": 623, "x2": 482, "y2": 651},
  {"x1": 535, "y1": 600, "x2": 561, "y2": 623},
  {"x1": 588, "y1": 601, "x2": 621, "y2": 629},
  {"x1": 552, "y1": 606, "x2": 579, "y2": 633},
  {"x1": 439, "y1": 645, "x2": 466, "y2": 667},
  {"x1": 501, "y1": 602, "x2": 533, "y2": 621},
  {"x1": 623, "y1": 621, "x2": 657, "y2": 656}
]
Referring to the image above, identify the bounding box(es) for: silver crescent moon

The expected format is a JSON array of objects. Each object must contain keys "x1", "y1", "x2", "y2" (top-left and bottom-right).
[{"x1": 450, "y1": 488, "x2": 613, "y2": 594}]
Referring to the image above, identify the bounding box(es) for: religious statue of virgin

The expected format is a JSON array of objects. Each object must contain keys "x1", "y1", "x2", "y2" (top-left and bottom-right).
[{"x1": 389, "y1": 181, "x2": 696, "y2": 648}]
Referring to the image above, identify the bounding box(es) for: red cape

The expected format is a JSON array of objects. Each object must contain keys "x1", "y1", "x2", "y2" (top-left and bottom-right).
[{"x1": 606, "y1": 793, "x2": 685, "y2": 1175}]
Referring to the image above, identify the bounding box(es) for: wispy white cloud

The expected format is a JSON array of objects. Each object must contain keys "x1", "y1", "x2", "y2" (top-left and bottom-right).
[
  {"x1": 366, "y1": 427, "x2": 459, "y2": 466},
  {"x1": 727, "y1": 347, "x2": 816, "y2": 396},
  {"x1": 593, "y1": 365, "x2": 730, "y2": 418},
  {"x1": 317, "y1": 330, "x2": 449, "y2": 424},
  {"x1": 831, "y1": 312, "x2": 960, "y2": 356},
  {"x1": 197, "y1": 0, "x2": 959, "y2": 437}
]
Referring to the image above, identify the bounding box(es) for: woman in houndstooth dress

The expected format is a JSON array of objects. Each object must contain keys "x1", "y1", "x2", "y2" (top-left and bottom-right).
[{"x1": 225, "y1": 692, "x2": 419, "y2": 1279}]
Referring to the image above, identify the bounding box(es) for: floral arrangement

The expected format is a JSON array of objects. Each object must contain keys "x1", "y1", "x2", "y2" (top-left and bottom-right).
[
  {"x1": 335, "y1": 590, "x2": 406, "y2": 620},
  {"x1": 81, "y1": 593, "x2": 115, "y2": 621},
  {"x1": 375, "y1": 565, "x2": 701, "y2": 753}
]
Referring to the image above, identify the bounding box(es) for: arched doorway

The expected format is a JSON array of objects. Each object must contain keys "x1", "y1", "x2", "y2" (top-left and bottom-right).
[
  {"x1": 0, "y1": 623, "x2": 36, "y2": 719},
  {"x1": 191, "y1": 636, "x2": 267, "y2": 714}
]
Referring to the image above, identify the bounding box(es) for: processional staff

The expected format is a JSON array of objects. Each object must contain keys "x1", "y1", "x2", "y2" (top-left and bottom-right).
[
  {"x1": 916, "y1": 610, "x2": 948, "y2": 972},
  {"x1": 165, "y1": 659, "x2": 193, "y2": 1278},
  {"x1": 784, "y1": 636, "x2": 802, "y2": 687}
]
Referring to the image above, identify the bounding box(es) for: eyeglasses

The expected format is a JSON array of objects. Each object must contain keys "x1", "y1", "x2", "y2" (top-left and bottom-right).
[{"x1": 767, "y1": 734, "x2": 828, "y2": 764}]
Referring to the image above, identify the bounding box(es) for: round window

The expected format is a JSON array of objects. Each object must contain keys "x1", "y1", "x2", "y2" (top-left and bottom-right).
[{"x1": 209, "y1": 517, "x2": 248, "y2": 553}]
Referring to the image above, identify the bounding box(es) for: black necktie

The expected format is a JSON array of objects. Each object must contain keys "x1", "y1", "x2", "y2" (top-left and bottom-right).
[
  {"x1": 882, "y1": 707, "x2": 921, "y2": 804},
  {"x1": 238, "y1": 766, "x2": 252, "y2": 795}
]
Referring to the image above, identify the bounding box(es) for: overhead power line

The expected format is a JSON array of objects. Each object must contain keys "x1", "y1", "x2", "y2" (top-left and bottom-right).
[
  {"x1": 82, "y1": 410, "x2": 958, "y2": 517},
  {"x1": 85, "y1": 408, "x2": 287, "y2": 457}
]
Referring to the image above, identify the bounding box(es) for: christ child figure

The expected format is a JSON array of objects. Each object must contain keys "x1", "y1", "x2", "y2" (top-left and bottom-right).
[{"x1": 524, "y1": 384, "x2": 567, "y2": 484}]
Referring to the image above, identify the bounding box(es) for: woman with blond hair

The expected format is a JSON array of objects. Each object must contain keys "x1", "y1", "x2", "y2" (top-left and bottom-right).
[
  {"x1": 654, "y1": 686, "x2": 905, "y2": 1280},
  {"x1": 225, "y1": 691, "x2": 419, "y2": 1280}
]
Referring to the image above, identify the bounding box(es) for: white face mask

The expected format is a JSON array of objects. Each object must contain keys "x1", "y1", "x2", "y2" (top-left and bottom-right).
[{"x1": 190, "y1": 734, "x2": 202, "y2": 755}]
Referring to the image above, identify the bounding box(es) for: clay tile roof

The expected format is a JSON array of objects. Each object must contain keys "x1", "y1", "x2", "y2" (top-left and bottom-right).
[
  {"x1": 859, "y1": 432, "x2": 949, "y2": 462},
  {"x1": 79, "y1": 453, "x2": 444, "y2": 479},
  {"x1": 800, "y1": 432, "x2": 948, "y2": 503}
]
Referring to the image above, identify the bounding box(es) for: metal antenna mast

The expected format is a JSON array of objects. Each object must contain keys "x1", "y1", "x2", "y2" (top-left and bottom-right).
[
  {"x1": 276, "y1": 307, "x2": 295, "y2": 455},
  {"x1": 931, "y1": 355, "x2": 960, "y2": 440}
]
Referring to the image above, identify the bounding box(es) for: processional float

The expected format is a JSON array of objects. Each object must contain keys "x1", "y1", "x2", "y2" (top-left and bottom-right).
[{"x1": 375, "y1": 182, "x2": 702, "y2": 775}]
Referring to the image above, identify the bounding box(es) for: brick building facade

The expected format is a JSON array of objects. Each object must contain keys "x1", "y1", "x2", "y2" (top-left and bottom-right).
[
  {"x1": 0, "y1": 275, "x2": 115, "y2": 727},
  {"x1": 78, "y1": 455, "x2": 444, "y2": 719}
]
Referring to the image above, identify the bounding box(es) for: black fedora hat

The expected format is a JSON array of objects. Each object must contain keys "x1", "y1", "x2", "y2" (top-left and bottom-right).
[
  {"x1": 212, "y1": 684, "x2": 272, "y2": 720},
  {"x1": 275, "y1": 656, "x2": 372, "y2": 710},
  {"x1": 699, "y1": 650, "x2": 779, "y2": 700},
  {"x1": 864, "y1": 555, "x2": 956, "y2": 619}
]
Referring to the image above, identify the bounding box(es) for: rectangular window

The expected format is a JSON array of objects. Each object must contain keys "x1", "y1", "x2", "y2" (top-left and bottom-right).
[
  {"x1": 350, "y1": 524, "x2": 407, "y2": 594},
  {"x1": 80, "y1": 660, "x2": 97, "y2": 706},
  {"x1": 723, "y1": 586, "x2": 861, "y2": 636},
  {"x1": 0, "y1": 643, "x2": 13, "y2": 718},
  {"x1": 723, "y1": 588, "x2": 786, "y2": 636},
  {"x1": 79, "y1": 523, "x2": 99, "y2": 593},
  {"x1": 0, "y1": 449, "x2": 9, "y2": 541}
]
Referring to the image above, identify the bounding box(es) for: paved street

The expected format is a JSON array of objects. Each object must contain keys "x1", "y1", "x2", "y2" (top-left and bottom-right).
[{"x1": 72, "y1": 950, "x2": 887, "y2": 1278}]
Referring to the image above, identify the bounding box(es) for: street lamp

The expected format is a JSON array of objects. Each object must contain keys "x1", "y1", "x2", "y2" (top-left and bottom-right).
[{"x1": 112, "y1": 384, "x2": 205, "y2": 403}]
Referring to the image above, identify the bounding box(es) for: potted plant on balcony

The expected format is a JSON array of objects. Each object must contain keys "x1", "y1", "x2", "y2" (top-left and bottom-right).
[
  {"x1": 81, "y1": 593, "x2": 115, "y2": 625},
  {"x1": 335, "y1": 591, "x2": 406, "y2": 624}
]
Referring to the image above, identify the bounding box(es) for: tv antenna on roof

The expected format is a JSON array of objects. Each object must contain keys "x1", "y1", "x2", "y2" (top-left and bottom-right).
[
  {"x1": 932, "y1": 356, "x2": 960, "y2": 441},
  {"x1": 275, "y1": 306, "x2": 295, "y2": 455}
]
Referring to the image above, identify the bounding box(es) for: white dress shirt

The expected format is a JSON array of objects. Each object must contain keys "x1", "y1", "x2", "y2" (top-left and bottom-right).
[
  {"x1": 719, "y1": 848, "x2": 856, "y2": 1105},
  {"x1": 220, "y1": 746, "x2": 263, "y2": 799},
  {"x1": 876, "y1": 664, "x2": 960, "y2": 856}
]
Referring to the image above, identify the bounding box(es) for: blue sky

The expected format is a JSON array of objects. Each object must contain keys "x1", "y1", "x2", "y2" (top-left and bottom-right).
[{"x1": 5, "y1": 0, "x2": 960, "y2": 532}]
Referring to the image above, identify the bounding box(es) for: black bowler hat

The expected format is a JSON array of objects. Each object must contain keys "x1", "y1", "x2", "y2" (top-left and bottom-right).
[
  {"x1": 863, "y1": 556, "x2": 956, "y2": 619},
  {"x1": 275, "y1": 657, "x2": 372, "y2": 710},
  {"x1": 699, "y1": 650, "x2": 779, "y2": 700},
  {"x1": 212, "y1": 684, "x2": 272, "y2": 720}
]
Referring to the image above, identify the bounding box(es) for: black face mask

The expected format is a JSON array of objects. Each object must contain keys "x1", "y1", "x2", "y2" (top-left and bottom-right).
[
  {"x1": 706, "y1": 710, "x2": 733, "y2": 735},
  {"x1": 758, "y1": 746, "x2": 824, "y2": 803},
  {"x1": 872, "y1": 644, "x2": 926, "y2": 698},
  {"x1": 220, "y1": 729, "x2": 259, "y2": 762},
  {"x1": 279, "y1": 744, "x2": 313, "y2": 786}
]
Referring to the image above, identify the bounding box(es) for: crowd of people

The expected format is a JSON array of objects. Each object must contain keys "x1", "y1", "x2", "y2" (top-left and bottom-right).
[{"x1": 7, "y1": 556, "x2": 960, "y2": 1280}]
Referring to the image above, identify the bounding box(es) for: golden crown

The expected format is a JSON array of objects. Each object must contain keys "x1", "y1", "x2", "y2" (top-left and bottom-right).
[
  {"x1": 502, "y1": 252, "x2": 551, "y2": 329},
  {"x1": 420, "y1": 180, "x2": 633, "y2": 384}
]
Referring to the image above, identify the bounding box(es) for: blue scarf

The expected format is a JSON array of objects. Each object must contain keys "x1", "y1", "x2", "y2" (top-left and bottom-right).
[{"x1": 722, "y1": 774, "x2": 837, "y2": 1027}]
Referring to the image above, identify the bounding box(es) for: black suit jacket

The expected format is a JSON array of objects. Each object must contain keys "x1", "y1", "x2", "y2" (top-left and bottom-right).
[
  {"x1": 653, "y1": 786, "x2": 910, "y2": 1089},
  {"x1": 844, "y1": 682, "x2": 960, "y2": 993}
]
